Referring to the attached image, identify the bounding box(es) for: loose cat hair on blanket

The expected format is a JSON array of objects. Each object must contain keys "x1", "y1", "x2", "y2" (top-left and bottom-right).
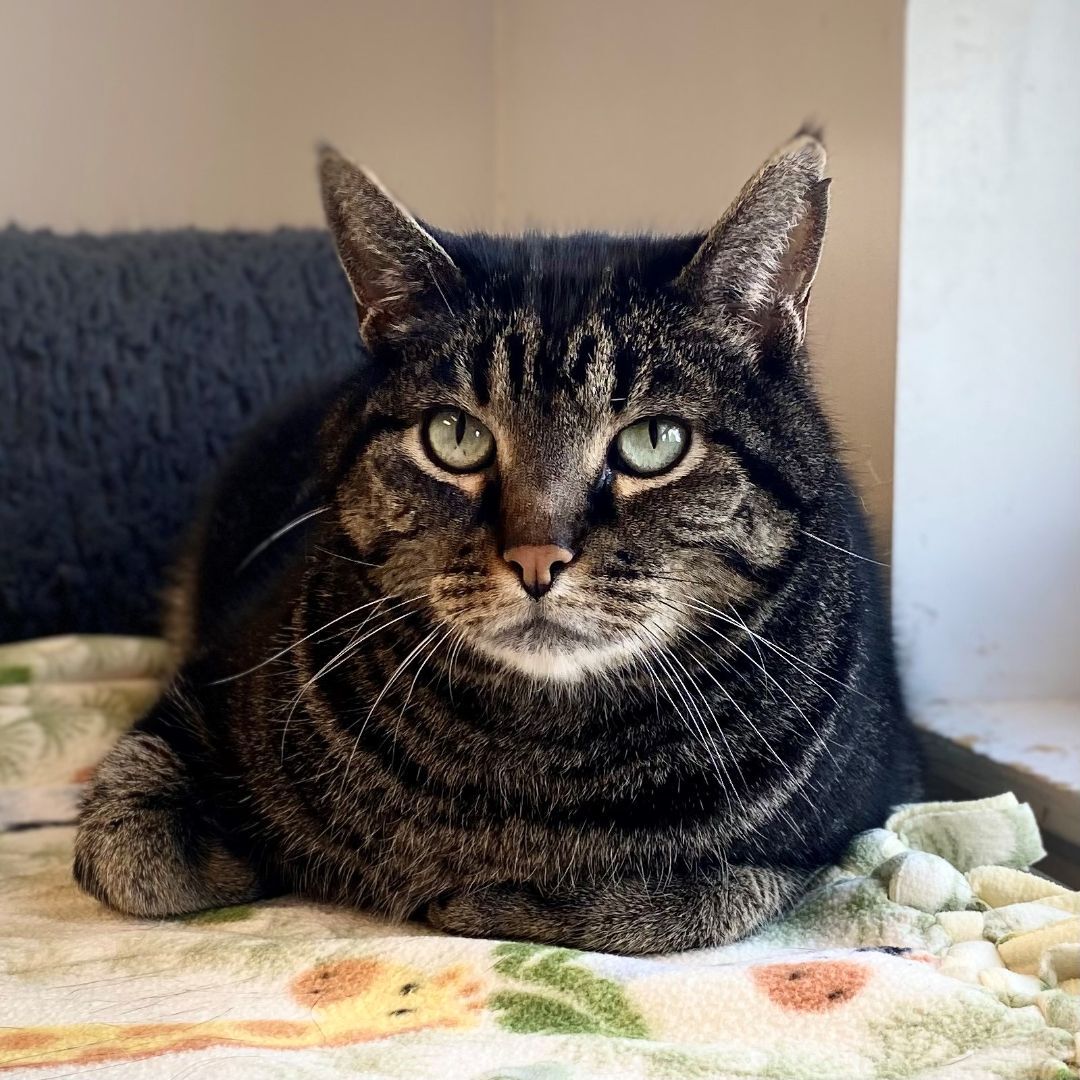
[{"x1": 74, "y1": 130, "x2": 919, "y2": 954}]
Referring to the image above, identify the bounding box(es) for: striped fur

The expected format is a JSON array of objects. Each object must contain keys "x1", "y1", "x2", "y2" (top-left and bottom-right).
[{"x1": 74, "y1": 133, "x2": 919, "y2": 954}]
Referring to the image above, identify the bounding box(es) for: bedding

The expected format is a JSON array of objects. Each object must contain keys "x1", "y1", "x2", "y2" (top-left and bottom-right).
[{"x1": 1, "y1": 635, "x2": 1077, "y2": 1079}]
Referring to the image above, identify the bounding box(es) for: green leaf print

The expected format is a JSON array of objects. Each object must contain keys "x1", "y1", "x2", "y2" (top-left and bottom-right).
[
  {"x1": 490, "y1": 944, "x2": 648, "y2": 1038},
  {"x1": 869, "y1": 993, "x2": 1047, "y2": 1077}
]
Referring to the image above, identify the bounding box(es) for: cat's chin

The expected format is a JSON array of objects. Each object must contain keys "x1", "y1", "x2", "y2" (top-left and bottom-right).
[
  {"x1": 469, "y1": 607, "x2": 670, "y2": 683},
  {"x1": 476, "y1": 639, "x2": 641, "y2": 683},
  {"x1": 471, "y1": 619, "x2": 646, "y2": 682}
]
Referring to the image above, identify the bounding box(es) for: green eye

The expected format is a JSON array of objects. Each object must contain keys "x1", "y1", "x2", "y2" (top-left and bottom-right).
[
  {"x1": 614, "y1": 417, "x2": 689, "y2": 476},
  {"x1": 423, "y1": 408, "x2": 495, "y2": 472}
]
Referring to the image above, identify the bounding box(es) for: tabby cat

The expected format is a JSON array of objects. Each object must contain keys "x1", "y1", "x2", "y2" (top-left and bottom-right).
[{"x1": 74, "y1": 131, "x2": 919, "y2": 954}]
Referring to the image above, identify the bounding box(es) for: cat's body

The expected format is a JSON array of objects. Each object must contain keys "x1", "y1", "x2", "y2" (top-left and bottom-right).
[{"x1": 75, "y1": 133, "x2": 920, "y2": 954}]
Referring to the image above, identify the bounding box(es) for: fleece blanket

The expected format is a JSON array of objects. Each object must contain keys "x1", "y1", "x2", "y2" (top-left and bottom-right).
[{"x1": 0, "y1": 636, "x2": 1077, "y2": 1080}]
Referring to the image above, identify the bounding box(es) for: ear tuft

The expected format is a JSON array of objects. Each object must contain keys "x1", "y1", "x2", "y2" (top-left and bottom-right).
[
  {"x1": 678, "y1": 131, "x2": 830, "y2": 356},
  {"x1": 317, "y1": 144, "x2": 460, "y2": 347},
  {"x1": 792, "y1": 121, "x2": 826, "y2": 148}
]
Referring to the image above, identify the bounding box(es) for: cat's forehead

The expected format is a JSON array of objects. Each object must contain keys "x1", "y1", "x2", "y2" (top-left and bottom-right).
[
  {"x1": 434, "y1": 277, "x2": 731, "y2": 428},
  {"x1": 446, "y1": 298, "x2": 662, "y2": 421}
]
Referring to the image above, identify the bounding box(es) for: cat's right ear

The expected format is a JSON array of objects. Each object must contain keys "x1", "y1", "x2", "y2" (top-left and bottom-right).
[
  {"x1": 317, "y1": 145, "x2": 462, "y2": 348},
  {"x1": 677, "y1": 130, "x2": 829, "y2": 362}
]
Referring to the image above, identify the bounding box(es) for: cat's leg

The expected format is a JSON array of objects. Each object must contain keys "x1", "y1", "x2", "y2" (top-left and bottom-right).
[
  {"x1": 74, "y1": 725, "x2": 262, "y2": 917},
  {"x1": 425, "y1": 865, "x2": 806, "y2": 954}
]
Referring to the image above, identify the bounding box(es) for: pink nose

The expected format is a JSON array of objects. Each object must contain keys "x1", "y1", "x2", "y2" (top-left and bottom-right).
[{"x1": 502, "y1": 544, "x2": 574, "y2": 599}]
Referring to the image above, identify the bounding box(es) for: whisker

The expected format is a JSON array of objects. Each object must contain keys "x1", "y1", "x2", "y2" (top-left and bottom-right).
[
  {"x1": 645, "y1": 566, "x2": 872, "y2": 702},
  {"x1": 446, "y1": 631, "x2": 468, "y2": 706},
  {"x1": 636, "y1": 627, "x2": 737, "y2": 811},
  {"x1": 657, "y1": 605, "x2": 825, "y2": 818},
  {"x1": 388, "y1": 627, "x2": 454, "y2": 773},
  {"x1": 277, "y1": 595, "x2": 393, "y2": 761},
  {"x1": 674, "y1": 592, "x2": 867, "y2": 701},
  {"x1": 800, "y1": 528, "x2": 889, "y2": 568},
  {"x1": 234, "y1": 505, "x2": 331, "y2": 574},
  {"x1": 315, "y1": 545, "x2": 382, "y2": 569},
  {"x1": 397, "y1": 627, "x2": 454, "y2": 725},
  {"x1": 689, "y1": 599, "x2": 844, "y2": 711},
  {"x1": 625, "y1": 630, "x2": 689, "y2": 736},
  {"x1": 330, "y1": 620, "x2": 441, "y2": 795},
  {"x1": 663, "y1": 597, "x2": 844, "y2": 765},
  {"x1": 206, "y1": 593, "x2": 409, "y2": 686},
  {"x1": 647, "y1": 633, "x2": 751, "y2": 823},
  {"x1": 278, "y1": 598, "x2": 427, "y2": 766}
]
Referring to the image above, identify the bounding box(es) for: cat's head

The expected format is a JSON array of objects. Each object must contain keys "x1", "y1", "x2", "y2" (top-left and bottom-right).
[{"x1": 317, "y1": 134, "x2": 834, "y2": 682}]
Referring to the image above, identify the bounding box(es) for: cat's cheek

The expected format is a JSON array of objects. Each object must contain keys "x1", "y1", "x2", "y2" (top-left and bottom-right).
[
  {"x1": 730, "y1": 496, "x2": 797, "y2": 571},
  {"x1": 338, "y1": 467, "x2": 420, "y2": 550}
]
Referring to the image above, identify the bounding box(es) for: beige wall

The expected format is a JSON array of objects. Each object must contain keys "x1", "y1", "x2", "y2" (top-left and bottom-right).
[
  {"x1": 1, "y1": 0, "x2": 902, "y2": 545},
  {"x1": 0, "y1": 0, "x2": 494, "y2": 231}
]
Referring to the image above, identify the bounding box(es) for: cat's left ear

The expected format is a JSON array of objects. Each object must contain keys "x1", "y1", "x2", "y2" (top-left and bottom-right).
[
  {"x1": 318, "y1": 145, "x2": 462, "y2": 347},
  {"x1": 678, "y1": 130, "x2": 830, "y2": 357}
]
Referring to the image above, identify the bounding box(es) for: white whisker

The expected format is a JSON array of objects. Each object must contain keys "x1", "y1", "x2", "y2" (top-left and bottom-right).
[
  {"x1": 235, "y1": 505, "x2": 331, "y2": 573},
  {"x1": 330, "y1": 619, "x2": 441, "y2": 795},
  {"x1": 207, "y1": 594, "x2": 408, "y2": 686},
  {"x1": 657, "y1": 605, "x2": 824, "y2": 818},
  {"x1": 664, "y1": 598, "x2": 843, "y2": 767},
  {"x1": 277, "y1": 594, "x2": 394, "y2": 761},
  {"x1": 677, "y1": 593, "x2": 866, "y2": 702},
  {"x1": 647, "y1": 632, "x2": 752, "y2": 825},
  {"x1": 800, "y1": 529, "x2": 888, "y2": 567},
  {"x1": 315, "y1": 545, "x2": 382, "y2": 569}
]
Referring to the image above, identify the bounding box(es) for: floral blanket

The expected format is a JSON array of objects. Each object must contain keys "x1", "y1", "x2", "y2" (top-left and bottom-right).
[{"x1": 0, "y1": 635, "x2": 1077, "y2": 1079}]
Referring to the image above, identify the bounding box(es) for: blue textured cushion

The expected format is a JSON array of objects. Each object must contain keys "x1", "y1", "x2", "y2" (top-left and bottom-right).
[{"x1": 0, "y1": 227, "x2": 361, "y2": 641}]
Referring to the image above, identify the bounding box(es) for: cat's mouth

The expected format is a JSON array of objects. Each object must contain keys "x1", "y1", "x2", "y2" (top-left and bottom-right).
[
  {"x1": 471, "y1": 606, "x2": 641, "y2": 682},
  {"x1": 488, "y1": 618, "x2": 597, "y2": 650}
]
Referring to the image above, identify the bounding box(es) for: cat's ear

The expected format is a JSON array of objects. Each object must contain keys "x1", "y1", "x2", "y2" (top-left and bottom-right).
[
  {"x1": 677, "y1": 130, "x2": 829, "y2": 356},
  {"x1": 318, "y1": 145, "x2": 462, "y2": 347}
]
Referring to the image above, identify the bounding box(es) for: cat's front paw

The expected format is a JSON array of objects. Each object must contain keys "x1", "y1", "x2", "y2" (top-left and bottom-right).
[
  {"x1": 424, "y1": 885, "x2": 544, "y2": 941},
  {"x1": 75, "y1": 730, "x2": 260, "y2": 917}
]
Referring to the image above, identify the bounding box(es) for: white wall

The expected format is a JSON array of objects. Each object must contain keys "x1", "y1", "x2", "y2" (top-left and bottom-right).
[{"x1": 893, "y1": 0, "x2": 1080, "y2": 705}]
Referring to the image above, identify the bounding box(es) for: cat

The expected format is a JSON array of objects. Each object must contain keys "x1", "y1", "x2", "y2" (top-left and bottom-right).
[{"x1": 74, "y1": 130, "x2": 920, "y2": 955}]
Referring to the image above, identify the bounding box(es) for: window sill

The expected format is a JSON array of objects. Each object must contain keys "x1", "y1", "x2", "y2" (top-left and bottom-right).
[{"x1": 914, "y1": 699, "x2": 1080, "y2": 887}]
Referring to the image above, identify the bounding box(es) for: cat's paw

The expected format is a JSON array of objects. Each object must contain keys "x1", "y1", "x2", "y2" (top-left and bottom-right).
[
  {"x1": 74, "y1": 731, "x2": 260, "y2": 917},
  {"x1": 424, "y1": 885, "x2": 544, "y2": 941}
]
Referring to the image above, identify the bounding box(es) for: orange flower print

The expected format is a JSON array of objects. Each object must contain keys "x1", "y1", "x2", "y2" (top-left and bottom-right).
[{"x1": 752, "y1": 959, "x2": 870, "y2": 1013}]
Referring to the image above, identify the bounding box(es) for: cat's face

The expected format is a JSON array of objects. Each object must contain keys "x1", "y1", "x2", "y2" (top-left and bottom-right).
[{"x1": 319, "y1": 136, "x2": 830, "y2": 682}]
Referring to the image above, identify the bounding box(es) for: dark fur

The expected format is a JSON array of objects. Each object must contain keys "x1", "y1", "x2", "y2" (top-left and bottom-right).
[{"x1": 75, "y1": 135, "x2": 919, "y2": 954}]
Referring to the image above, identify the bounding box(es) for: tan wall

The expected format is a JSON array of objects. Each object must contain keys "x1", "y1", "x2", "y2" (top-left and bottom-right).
[
  {"x1": 0, "y1": 0, "x2": 902, "y2": 545},
  {"x1": 0, "y1": 0, "x2": 495, "y2": 231}
]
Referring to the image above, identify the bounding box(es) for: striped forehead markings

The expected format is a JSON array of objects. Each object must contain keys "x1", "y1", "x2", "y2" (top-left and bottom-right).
[
  {"x1": 610, "y1": 342, "x2": 638, "y2": 412},
  {"x1": 469, "y1": 335, "x2": 492, "y2": 406},
  {"x1": 571, "y1": 334, "x2": 598, "y2": 388},
  {"x1": 505, "y1": 331, "x2": 528, "y2": 400},
  {"x1": 467, "y1": 320, "x2": 639, "y2": 408}
]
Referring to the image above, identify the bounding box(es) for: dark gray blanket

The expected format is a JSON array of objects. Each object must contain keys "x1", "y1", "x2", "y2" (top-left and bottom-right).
[{"x1": 0, "y1": 227, "x2": 361, "y2": 642}]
